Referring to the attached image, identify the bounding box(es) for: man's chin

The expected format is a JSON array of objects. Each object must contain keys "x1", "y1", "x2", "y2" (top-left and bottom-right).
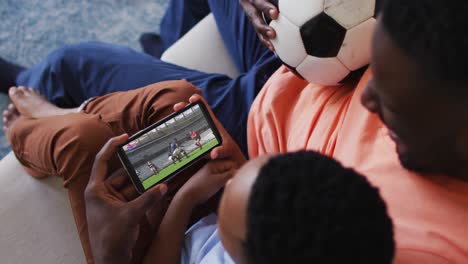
[
  {"x1": 396, "y1": 147, "x2": 430, "y2": 173},
  {"x1": 398, "y1": 154, "x2": 422, "y2": 172},
  {"x1": 397, "y1": 151, "x2": 438, "y2": 174},
  {"x1": 395, "y1": 143, "x2": 461, "y2": 176}
]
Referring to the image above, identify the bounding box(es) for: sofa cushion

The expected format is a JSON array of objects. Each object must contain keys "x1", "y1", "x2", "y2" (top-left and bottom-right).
[
  {"x1": 0, "y1": 152, "x2": 85, "y2": 264},
  {"x1": 161, "y1": 14, "x2": 240, "y2": 79}
]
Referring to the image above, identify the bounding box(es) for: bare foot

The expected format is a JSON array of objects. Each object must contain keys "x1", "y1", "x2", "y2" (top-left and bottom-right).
[
  {"x1": 2, "y1": 103, "x2": 48, "y2": 178},
  {"x1": 8, "y1": 86, "x2": 78, "y2": 118}
]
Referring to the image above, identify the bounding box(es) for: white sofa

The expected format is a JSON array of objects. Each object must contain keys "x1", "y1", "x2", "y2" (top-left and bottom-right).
[{"x1": 0, "y1": 14, "x2": 239, "y2": 264}]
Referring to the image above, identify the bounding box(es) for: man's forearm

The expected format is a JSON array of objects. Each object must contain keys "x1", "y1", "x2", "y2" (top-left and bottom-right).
[{"x1": 143, "y1": 192, "x2": 195, "y2": 264}]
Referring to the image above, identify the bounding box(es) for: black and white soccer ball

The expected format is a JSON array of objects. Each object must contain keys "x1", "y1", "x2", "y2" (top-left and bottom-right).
[{"x1": 264, "y1": 0, "x2": 380, "y2": 86}]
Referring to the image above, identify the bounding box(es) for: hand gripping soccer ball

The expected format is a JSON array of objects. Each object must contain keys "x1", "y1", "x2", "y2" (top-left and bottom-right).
[{"x1": 264, "y1": 0, "x2": 380, "y2": 86}]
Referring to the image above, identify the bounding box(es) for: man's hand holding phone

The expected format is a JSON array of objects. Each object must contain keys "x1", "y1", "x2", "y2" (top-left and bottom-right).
[
  {"x1": 177, "y1": 159, "x2": 236, "y2": 208},
  {"x1": 173, "y1": 94, "x2": 247, "y2": 168},
  {"x1": 85, "y1": 134, "x2": 168, "y2": 264}
]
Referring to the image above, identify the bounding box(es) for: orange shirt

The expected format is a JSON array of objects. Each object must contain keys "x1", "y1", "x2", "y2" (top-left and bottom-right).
[{"x1": 247, "y1": 66, "x2": 468, "y2": 263}]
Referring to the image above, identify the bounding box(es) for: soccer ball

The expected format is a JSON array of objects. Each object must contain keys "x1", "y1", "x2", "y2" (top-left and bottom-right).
[{"x1": 264, "y1": 0, "x2": 380, "y2": 86}]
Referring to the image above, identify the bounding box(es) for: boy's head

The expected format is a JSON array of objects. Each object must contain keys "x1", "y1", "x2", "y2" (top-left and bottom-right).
[
  {"x1": 217, "y1": 151, "x2": 395, "y2": 264},
  {"x1": 361, "y1": 0, "x2": 468, "y2": 177}
]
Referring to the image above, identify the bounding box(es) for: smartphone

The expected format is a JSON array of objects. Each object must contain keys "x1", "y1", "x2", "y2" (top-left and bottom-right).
[{"x1": 118, "y1": 101, "x2": 223, "y2": 193}]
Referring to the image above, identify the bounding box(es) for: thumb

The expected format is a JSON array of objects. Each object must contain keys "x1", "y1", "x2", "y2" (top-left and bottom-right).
[{"x1": 127, "y1": 184, "x2": 168, "y2": 221}]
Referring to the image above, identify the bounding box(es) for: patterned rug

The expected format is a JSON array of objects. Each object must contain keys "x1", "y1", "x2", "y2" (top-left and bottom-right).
[{"x1": 0, "y1": 0, "x2": 168, "y2": 159}]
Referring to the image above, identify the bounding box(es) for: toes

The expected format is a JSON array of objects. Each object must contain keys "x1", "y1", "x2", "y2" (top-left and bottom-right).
[
  {"x1": 17, "y1": 86, "x2": 27, "y2": 95},
  {"x1": 27, "y1": 87, "x2": 38, "y2": 94},
  {"x1": 9, "y1": 86, "x2": 27, "y2": 100},
  {"x1": 2, "y1": 103, "x2": 20, "y2": 125},
  {"x1": 8, "y1": 103, "x2": 15, "y2": 111},
  {"x1": 7, "y1": 103, "x2": 18, "y2": 115},
  {"x1": 3, "y1": 109, "x2": 10, "y2": 119},
  {"x1": 9, "y1": 86, "x2": 25, "y2": 98},
  {"x1": 12, "y1": 86, "x2": 41, "y2": 97},
  {"x1": 8, "y1": 86, "x2": 17, "y2": 98},
  {"x1": 2, "y1": 103, "x2": 20, "y2": 133},
  {"x1": 3, "y1": 109, "x2": 11, "y2": 122},
  {"x1": 3, "y1": 113, "x2": 10, "y2": 127},
  {"x1": 28, "y1": 87, "x2": 43, "y2": 98}
]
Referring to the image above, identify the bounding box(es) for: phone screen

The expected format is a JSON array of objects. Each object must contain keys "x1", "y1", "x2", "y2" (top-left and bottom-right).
[{"x1": 118, "y1": 102, "x2": 222, "y2": 192}]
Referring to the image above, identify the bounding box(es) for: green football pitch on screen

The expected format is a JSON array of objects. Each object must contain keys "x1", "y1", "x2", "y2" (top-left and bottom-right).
[{"x1": 142, "y1": 138, "x2": 219, "y2": 189}]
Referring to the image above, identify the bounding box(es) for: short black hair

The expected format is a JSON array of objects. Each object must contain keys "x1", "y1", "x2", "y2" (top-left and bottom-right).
[
  {"x1": 245, "y1": 151, "x2": 394, "y2": 264},
  {"x1": 382, "y1": 0, "x2": 468, "y2": 97}
]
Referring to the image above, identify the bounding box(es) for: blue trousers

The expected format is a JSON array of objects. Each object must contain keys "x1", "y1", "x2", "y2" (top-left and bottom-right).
[{"x1": 15, "y1": 0, "x2": 281, "y2": 155}]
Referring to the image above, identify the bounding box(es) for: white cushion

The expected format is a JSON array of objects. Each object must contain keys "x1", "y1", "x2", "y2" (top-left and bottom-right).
[
  {"x1": 0, "y1": 152, "x2": 85, "y2": 264},
  {"x1": 161, "y1": 14, "x2": 240, "y2": 79}
]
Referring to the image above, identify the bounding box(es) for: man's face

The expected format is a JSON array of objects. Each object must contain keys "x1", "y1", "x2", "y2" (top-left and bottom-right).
[{"x1": 361, "y1": 19, "x2": 465, "y2": 175}]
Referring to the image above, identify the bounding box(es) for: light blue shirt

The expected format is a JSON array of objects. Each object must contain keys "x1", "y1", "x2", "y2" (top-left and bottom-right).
[{"x1": 181, "y1": 213, "x2": 235, "y2": 264}]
